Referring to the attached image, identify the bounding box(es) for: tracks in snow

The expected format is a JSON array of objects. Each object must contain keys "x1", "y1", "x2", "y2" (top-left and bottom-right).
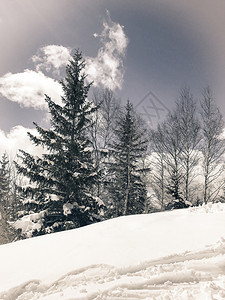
[{"x1": 1, "y1": 238, "x2": 225, "y2": 300}]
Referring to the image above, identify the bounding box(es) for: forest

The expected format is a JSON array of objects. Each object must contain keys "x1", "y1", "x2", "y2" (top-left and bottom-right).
[{"x1": 0, "y1": 50, "x2": 224, "y2": 244}]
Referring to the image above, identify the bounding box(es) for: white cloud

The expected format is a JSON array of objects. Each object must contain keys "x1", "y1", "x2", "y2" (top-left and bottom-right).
[
  {"x1": 85, "y1": 10, "x2": 129, "y2": 90},
  {"x1": 0, "y1": 12, "x2": 129, "y2": 111},
  {"x1": 0, "y1": 11, "x2": 129, "y2": 126},
  {"x1": 0, "y1": 70, "x2": 62, "y2": 110},
  {"x1": 32, "y1": 45, "x2": 72, "y2": 75},
  {"x1": 0, "y1": 126, "x2": 43, "y2": 160}
]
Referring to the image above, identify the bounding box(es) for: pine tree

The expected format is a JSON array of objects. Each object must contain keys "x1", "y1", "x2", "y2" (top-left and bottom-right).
[
  {"x1": 107, "y1": 100, "x2": 149, "y2": 217},
  {"x1": 15, "y1": 50, "x2": 103, "y2": 235},
  {"x1": 0, "y1": 152, "x2": 10, "y2": 206},
  {"x1": 0, "y1": 153, "x2": 18, "y2": 244}
]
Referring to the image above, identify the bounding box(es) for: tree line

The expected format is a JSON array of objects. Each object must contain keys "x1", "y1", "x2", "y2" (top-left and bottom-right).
[
  {"x1": 0, "y1": 50, "x2": 224, "y2": 243},
  {"x1": 150, "y1": 87, "x2": 225, "y2": 210}
]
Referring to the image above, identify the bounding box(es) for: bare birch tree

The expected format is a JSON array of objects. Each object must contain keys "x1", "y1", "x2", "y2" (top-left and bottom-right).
[
  {"x1": 89, "y1": 88, "x2": 121, "y2": 198},
  {"x1": 176, "y1": 87, "x2": 201, "y2": 203},
  {"x1": 149, "y1": 125, "x2": 167, "y2": 209},
  {"x1": 162, "y1": 112, "x2": 186, "y2": 206},
  {"x1": 200, "y1": 87, "x2": 225, "y2": 203}
]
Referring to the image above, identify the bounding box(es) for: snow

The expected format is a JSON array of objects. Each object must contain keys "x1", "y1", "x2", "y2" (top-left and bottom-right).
[
  {"x1": 14, "y1": 211, "x2": 45, "y2": 238},
  {"x1": 63, "y1": 203, "x2": 74, "y2": 216},
  {"x1": 83, "y1": 147, "x2": 93, "y2": 152},
  {"x1": 72, "y1": 172, "x2": 80, "y2": 178},
  {"x1": 0, "y1": 202, "x2": 225, "y2": 299},
  {"x1": 49, "y1": 194, "x2": 59, "y2": 201}
]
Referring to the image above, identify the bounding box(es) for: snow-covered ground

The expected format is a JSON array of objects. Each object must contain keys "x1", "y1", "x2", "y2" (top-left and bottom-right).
[{"x1": 0, "y1": 202, "x2": 225, "y2": 299}]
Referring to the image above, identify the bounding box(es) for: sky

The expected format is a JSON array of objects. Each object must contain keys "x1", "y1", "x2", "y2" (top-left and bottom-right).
[{"x1": 0, "y1": 0, "x2": 225, "y2": 157}]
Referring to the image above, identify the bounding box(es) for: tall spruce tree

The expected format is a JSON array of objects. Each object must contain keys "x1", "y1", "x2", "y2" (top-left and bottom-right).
[
  {"x1": 108, "y1": 100, "x2": 149, "y2": 217},
  {"x1": 15, "y1": 50, "x2": 103, "y2": 235}
]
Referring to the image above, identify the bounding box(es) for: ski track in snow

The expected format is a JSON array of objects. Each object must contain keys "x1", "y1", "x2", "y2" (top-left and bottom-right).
[{"x1": 1, "y1": 238, "x2": 225, "y2": 300}]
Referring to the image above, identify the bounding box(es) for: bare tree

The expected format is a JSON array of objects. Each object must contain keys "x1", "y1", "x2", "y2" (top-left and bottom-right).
[
  {"x1": 176, "y1": 87, "x2": 201, "y2": 203},
  {"x1": 149, "y1": 125, "x2": 167, "y2": 209},
  {"x1": 150, "y1": 89, "x2": 201, "y2": 209},
  {"x1": 162, "y1": 112, "x2": 186, "y2": 206},
  {"x1": 90, "y1": 88, "x2": 121, "y2": 150},
  {"x1": 89, "y1": 88, "x2": 121, "y2": 199},
  {"x1": 200, "y1": 87, "x2": 225, "y2": 203},
  {"x1": 149, "y1": 108, "x2": 185, "y2": 209}
]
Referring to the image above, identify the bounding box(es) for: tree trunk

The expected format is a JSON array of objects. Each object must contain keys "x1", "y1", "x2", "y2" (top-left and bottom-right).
[{"x1": 124, "y1": 146, "x2": 131, "y2": 215}]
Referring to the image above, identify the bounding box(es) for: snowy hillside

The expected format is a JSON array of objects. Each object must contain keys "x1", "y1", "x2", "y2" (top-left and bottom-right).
[{"x1": 0, "y1": 203, "x2": 225, "y2": 299}]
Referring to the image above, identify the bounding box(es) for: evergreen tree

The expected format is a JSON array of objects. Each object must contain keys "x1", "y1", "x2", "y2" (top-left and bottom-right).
[
  {"x1": 0, "y1": 152, "x2": 10, "y2": 206},
  {"x1": 107, "y1": 100, "x2": 149, "y2": 217},
  {"x1": 15, "y1": 50, "x2": 103, "y2": 235},
  {"x1": 0, "y1": 153, "x2": 18, "y2": 244}
]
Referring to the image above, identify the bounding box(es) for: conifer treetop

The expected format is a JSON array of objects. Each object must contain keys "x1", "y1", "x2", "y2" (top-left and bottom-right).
[{"x1": 15, "y1": 50, "x2": 102, "y2": 234}]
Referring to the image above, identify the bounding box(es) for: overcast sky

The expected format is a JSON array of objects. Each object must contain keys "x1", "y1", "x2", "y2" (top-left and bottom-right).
[{"x1": 0, "y1": 0, "x2": 225, "y2": 157}]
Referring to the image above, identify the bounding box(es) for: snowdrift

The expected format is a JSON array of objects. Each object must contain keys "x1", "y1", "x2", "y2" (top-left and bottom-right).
[{"x1": 0, "y1": 202, "x2": 225, "y2": 299}]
